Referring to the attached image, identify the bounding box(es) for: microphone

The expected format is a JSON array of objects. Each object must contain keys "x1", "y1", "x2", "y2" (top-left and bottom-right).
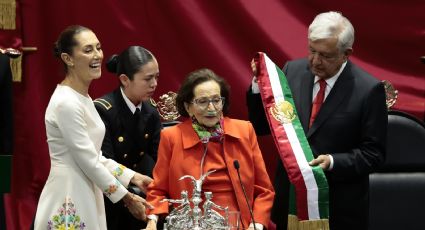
[{"x1": 233, "y1": 160, "x2": 257, "y2": 230}]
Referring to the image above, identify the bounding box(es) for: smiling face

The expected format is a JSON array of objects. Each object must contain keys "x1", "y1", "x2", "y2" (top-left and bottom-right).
[
  {"x1": 308, "y1": 37, "x2": 351, "y2": 79},
  {"x1": 62, "y1": 30, "x2": 103, "y2": 83},
  {"x1": 121, "y1": 58, "x2": 159, "y2": 105},
  {"x1": 185, "y1": 80, "x2": 223, "y2": 127}
]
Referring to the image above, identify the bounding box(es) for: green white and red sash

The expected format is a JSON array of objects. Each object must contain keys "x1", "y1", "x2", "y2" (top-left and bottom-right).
[{"x1": 254, "y1": 52, "x2": 329, "y2": 222}]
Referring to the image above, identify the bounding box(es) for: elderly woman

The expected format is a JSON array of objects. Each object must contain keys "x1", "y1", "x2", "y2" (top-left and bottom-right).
[{"x1": 146, "y1": 68, "x2": 274, "y2": 230}]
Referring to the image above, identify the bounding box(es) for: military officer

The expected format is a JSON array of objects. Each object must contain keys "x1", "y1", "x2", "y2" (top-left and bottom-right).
[
  {"x1": 94, "y1": 46, "x2": 161, "y2": 230},
  {"x1": 94, "y1": 96, "x2": 161, "y2": 177}
]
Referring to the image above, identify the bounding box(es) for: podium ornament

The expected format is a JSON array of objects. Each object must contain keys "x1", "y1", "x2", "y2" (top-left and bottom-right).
[
  {"x1": 382, "y1": 80, "x2": 398, "y2": 109},
  {"x1": 156, "y1": 91, "x2": 181, "y2": 122},
  {"x1": 162, "y1": 170, "x2": 231, "y2": 230}
]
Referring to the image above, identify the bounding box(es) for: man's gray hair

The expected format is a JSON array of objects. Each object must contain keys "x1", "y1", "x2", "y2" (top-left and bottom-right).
[{"x1": 308, "y1": 11, "x2": 355, "y2": 52}]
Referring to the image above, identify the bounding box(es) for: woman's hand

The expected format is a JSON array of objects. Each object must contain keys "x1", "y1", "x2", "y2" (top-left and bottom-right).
[
  {"x1": 130, "y1": 172, "x2": 153, "y2": 194},
  {"x1": 122, "y1": 192, "x2": 154, "y2": 221},
  {"x1": 145, "y1": 219, "x2": 157, "y2": 230}
]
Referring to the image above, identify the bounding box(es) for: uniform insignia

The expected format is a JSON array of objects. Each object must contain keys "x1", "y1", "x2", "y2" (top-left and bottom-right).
[
  {"x1": 149, "y1": 98, "x2": 157, "y2": 107},
  {"x1": 94, "y1": 98, "x2": 112, "y2": 110},
  {"x1": 118, "y1": 136, "x2": 124, "y2": 142},
  {"x1": 270, "y1": 100, "x2": 296, "y2": 124}
]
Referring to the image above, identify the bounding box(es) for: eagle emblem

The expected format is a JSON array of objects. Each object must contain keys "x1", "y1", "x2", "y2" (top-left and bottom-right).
[{"x1": 270, "y1": 100, "x2": 296, "y2": 124}]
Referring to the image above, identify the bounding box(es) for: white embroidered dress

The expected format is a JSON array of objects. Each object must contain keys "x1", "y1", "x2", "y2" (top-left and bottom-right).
[{"x1": 34, "y1": 85, "x2": 135, "y2": 230}]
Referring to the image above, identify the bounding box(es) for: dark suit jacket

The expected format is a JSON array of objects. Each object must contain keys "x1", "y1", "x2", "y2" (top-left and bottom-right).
[
  {"x1": 247, "y1": 59, "x2": 387, "y2": 230},
  {"x1": 0, "y1": 53, "x2": 13, "y2": 155},
  {"x1": 94, "y1": 88, "x2": 162, "y2": 230}
]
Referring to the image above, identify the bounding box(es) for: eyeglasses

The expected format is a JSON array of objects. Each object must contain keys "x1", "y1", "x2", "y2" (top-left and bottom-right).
[
  {"x1": 308, "y1": 50, "x2": 341, "y2": 62},
  {"x1": 191, "y1": 97, "x2": 225, "y2": 110}
]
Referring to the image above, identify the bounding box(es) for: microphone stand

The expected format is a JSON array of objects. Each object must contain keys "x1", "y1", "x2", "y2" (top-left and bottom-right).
[{"x1": 233, "y1": 160, "x2": 257, "y2": 230}]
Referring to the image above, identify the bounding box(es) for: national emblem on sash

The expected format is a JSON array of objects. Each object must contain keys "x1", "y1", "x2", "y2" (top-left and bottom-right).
[{"x1": 270, "y1": 100, "x2": 296, "y2": 124}]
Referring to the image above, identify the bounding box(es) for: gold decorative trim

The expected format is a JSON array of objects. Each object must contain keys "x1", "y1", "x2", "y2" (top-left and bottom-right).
[
  {"x1": 94, "y1": 98, "x2": 112, "y2": 110},
  {"x1": 270, "y1": 100, "x2": 296, "y2": 124},
  {"x1": 10, "y1": 55, "x2": 21, "y2": 82},
  {"x1": 156, "y1": 91, "x2": 180, "y2": 122},
  {"x1": 0, "y1": 0, "x2": 16, "y2": 30},
  {"x1": 149, "y1": 98, "x2": 157, "y2": 107},
  {"x1": 382, "y1": 80, "x2": 398, "y2": 109},
  {"x1": 288, "y1": 215, "x2": 329, "y2": 230},
  {"x1": 3, "y1": 47, "x2": 37, "y2": 82}
]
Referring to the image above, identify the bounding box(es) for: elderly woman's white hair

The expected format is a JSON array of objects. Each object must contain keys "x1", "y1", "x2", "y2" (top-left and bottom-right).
[{"x1": 308, "y1": 11, "x2": 355, "y2": 52}]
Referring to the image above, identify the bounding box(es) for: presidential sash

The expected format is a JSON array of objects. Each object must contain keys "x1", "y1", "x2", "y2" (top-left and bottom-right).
[{"x1": 254, "y1": 52, "x2": 329, "y2": 229}]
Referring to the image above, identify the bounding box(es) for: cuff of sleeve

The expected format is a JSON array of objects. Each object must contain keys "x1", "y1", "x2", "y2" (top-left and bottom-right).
[
  {"x1": 120, "y1": 167, "x2": 136, "y2": 187},
  {"x1": 107, "y1": 181, "x2": 128, "y2": 203},
  {"x1": 251, "y1": 78, "x2": 260, "y2": 94},
  {"x1": 327, "y1": 154, "x2": 334, "y2": 171},
  {"x1": 249, "y1": 223, "x2": 264, "y2": 230},
  {"x1": 148, "y1": 214, "x2": 158, "y2": 222}
]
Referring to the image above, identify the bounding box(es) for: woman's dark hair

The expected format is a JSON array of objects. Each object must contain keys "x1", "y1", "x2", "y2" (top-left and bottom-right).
[
  {"x1": 176, "y1": 68, "x2": 230, "y2": 117},
  {"x1": 53, "y1": 25, "x2": 91, "y2": 72},
  {"x1": 106, "y1": 46, "x2": 154, "y2": 81}
]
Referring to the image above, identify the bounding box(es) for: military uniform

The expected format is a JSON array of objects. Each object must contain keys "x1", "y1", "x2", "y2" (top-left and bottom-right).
[{"x1": 94, "y1": 88, "x2": 162, "y2": 230}]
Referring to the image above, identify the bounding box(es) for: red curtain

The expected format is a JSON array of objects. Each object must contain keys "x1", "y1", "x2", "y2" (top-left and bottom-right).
[{"x1": 3, "y1": 1, "x2": 424, "y2": 229}]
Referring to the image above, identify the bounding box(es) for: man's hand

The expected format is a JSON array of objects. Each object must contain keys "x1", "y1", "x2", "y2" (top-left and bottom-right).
[
  {"x1": 309, "y1": 154, "x2": 331, "y2": 170},
  {"x1": 131, "y1": 172, "x2": 153, "y2": 194},
  {"x1": 251, "y1": 58, "x2": 258, "y2": 77}
]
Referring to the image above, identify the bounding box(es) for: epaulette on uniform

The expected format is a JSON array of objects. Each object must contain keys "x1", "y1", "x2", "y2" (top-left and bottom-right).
[
  {"x1": 149, "y1": 98, "x2": 157, "y2": 107},
  {"x1": 94, "y1": 98, "x2": 112, "y2": 110}
]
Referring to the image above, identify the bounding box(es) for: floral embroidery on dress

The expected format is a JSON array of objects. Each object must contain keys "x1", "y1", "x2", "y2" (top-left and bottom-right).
[
  {"x1": 103, "y1": 179, "x2": 120, "y2": 196},
  {"x1": 47, "y1": 197, "x2": 86, "y2": 230},
  {"x1": 112, "y1": 164, "x2": 126, "y2": 177}
]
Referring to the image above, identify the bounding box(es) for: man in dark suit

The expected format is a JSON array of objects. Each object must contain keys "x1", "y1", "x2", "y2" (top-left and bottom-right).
[
  {"x1": 247, "y1": 11, "x2": 387, "y2": 230},
  {"x1": 95, "y1": 46, "x2": 162, "y2": 230}
]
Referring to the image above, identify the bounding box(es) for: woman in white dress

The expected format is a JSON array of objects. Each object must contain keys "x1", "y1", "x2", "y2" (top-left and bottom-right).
[{"x1": 34, "y1": 25, "x2": 152, "y2": 230}]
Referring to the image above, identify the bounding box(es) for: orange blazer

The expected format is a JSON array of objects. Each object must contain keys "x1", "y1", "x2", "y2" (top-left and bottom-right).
[{"x1": 147, "y1": 117, "x2": 275, "y2": 227}]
